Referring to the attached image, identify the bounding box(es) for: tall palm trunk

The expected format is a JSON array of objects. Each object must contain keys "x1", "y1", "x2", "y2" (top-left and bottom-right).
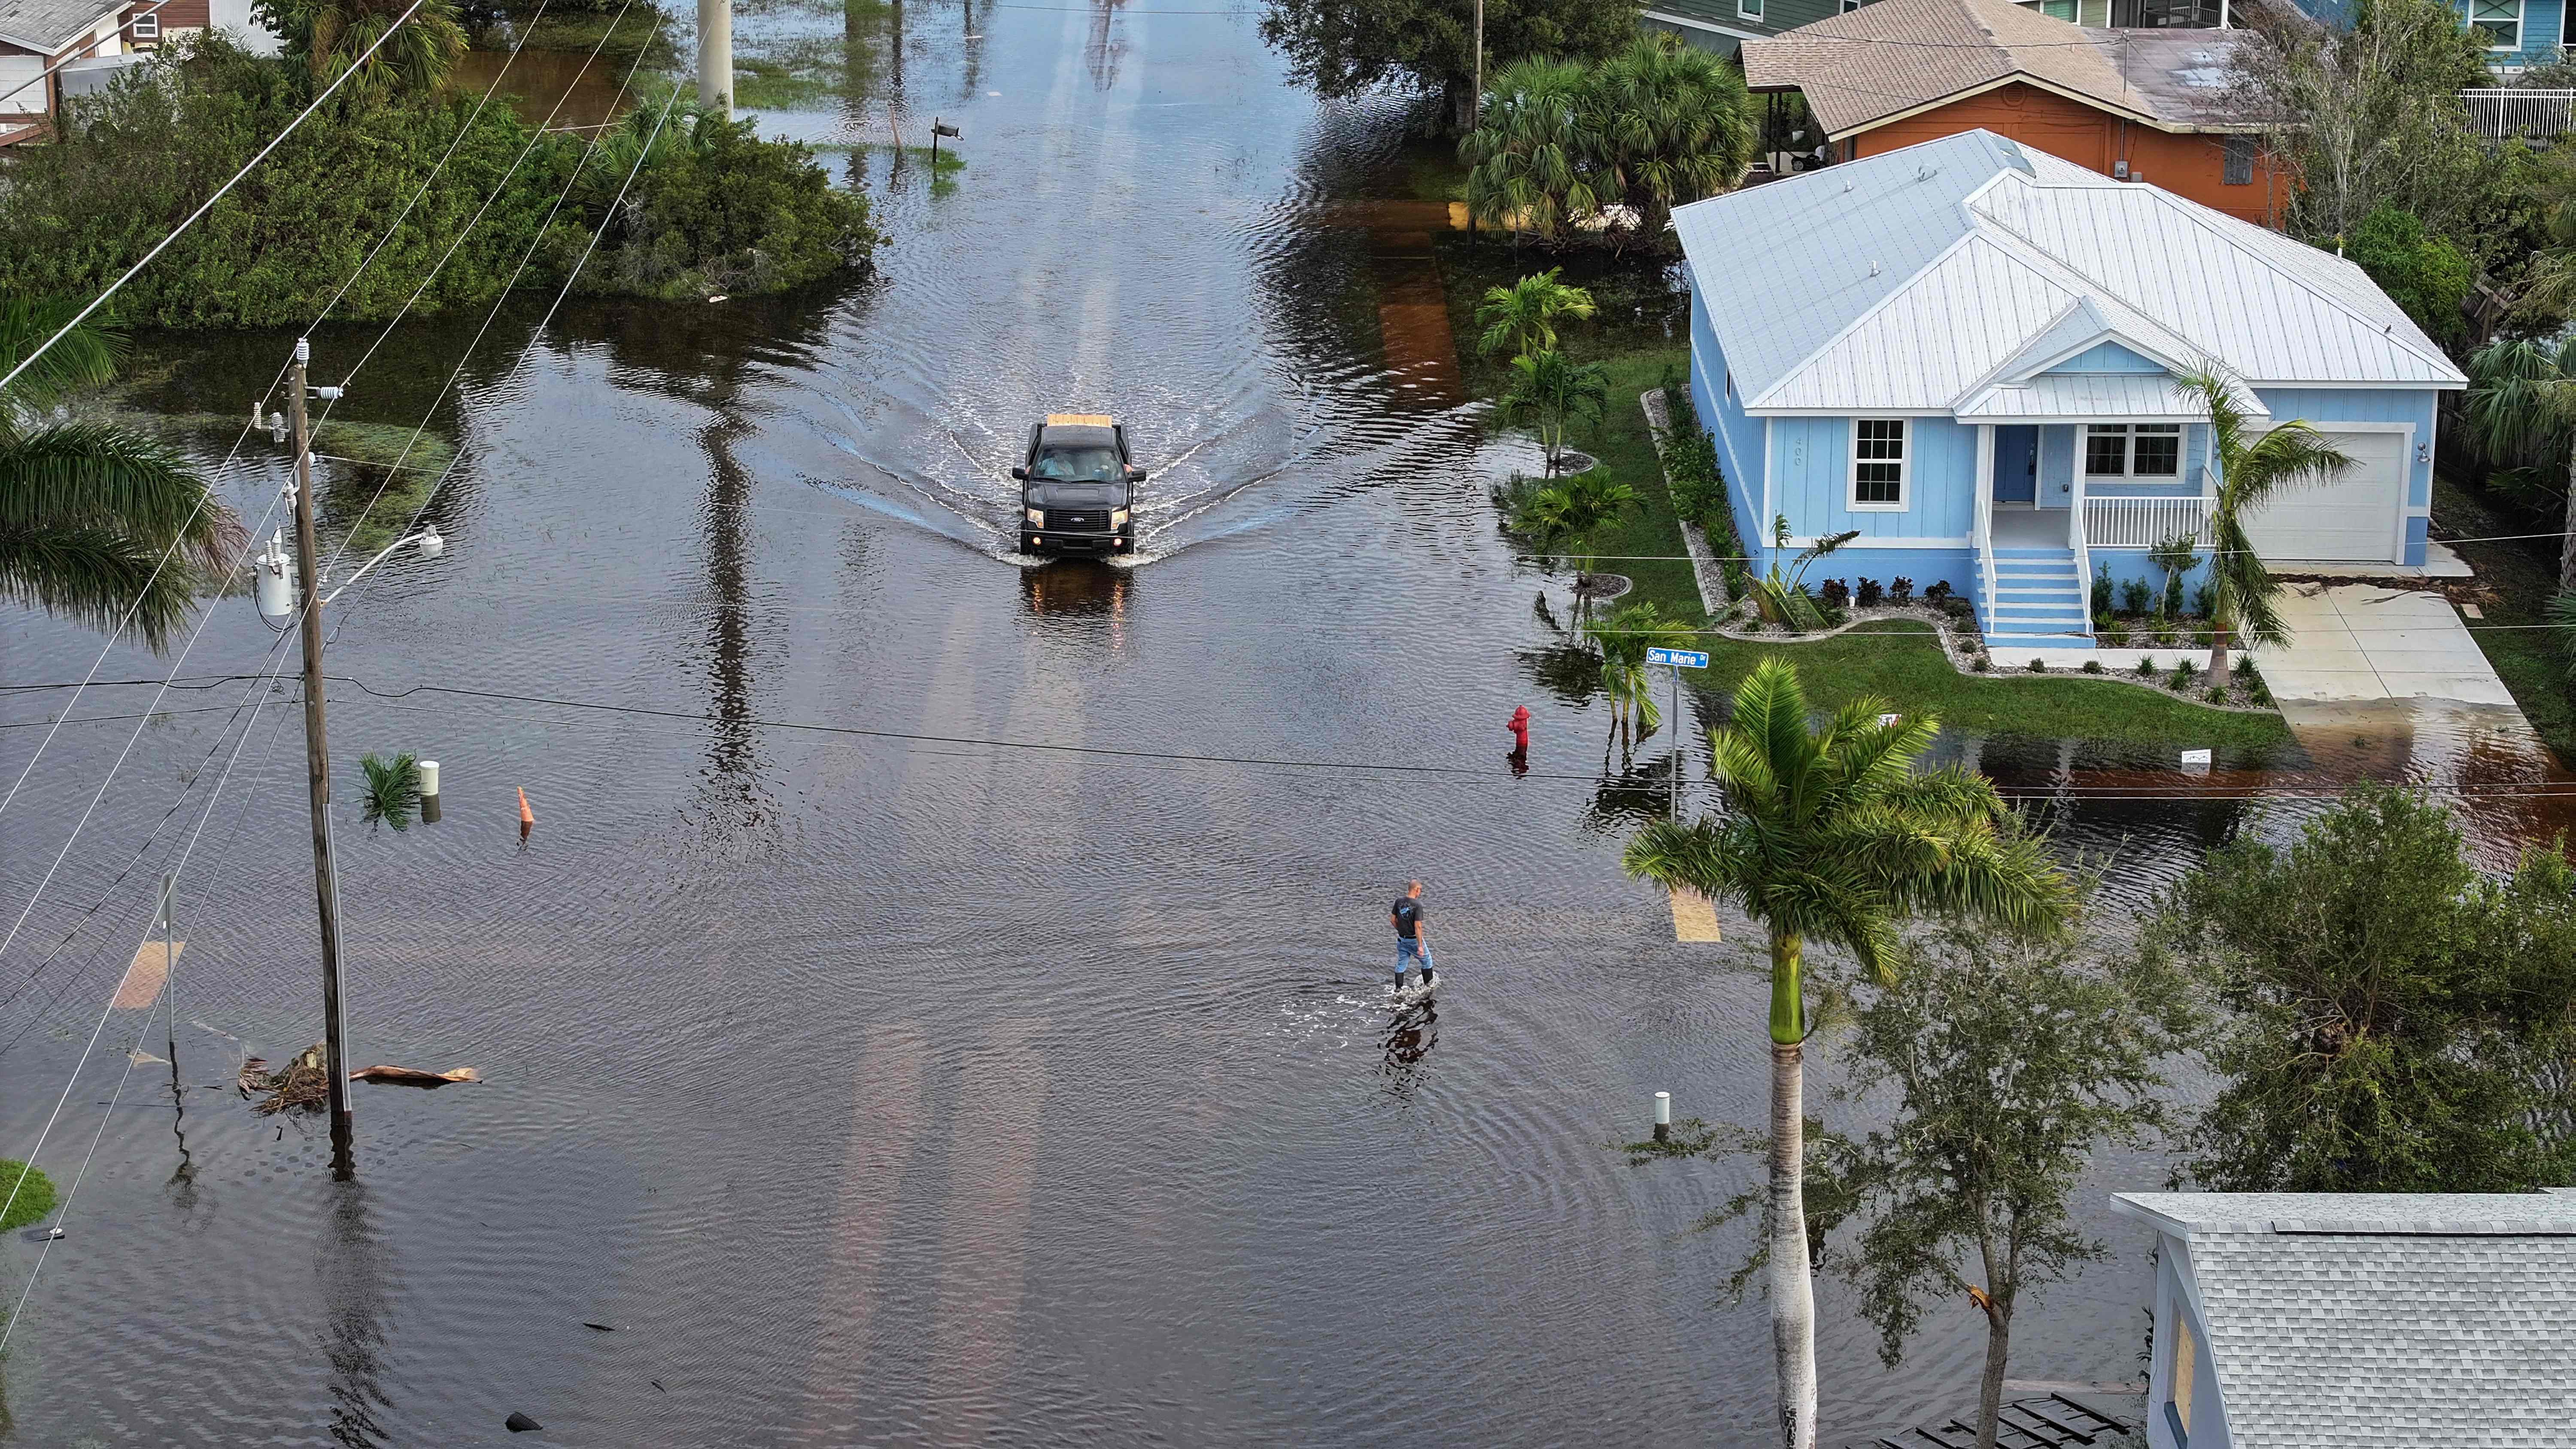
[
  {"x1": 1767, "y1": 930, "x2": 1817, "y2": 1449},
  {"x1": 2206, "y1": 612, "x2": 2233, "y2": 691},
  {"x1": 2562, "y1": 443, "x2": 2576, "y2": 593}
]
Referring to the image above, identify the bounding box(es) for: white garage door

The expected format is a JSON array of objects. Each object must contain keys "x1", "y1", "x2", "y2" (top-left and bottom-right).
[{"x1": 2240, "y1": 429, "x2": 2406, "y2": 564}]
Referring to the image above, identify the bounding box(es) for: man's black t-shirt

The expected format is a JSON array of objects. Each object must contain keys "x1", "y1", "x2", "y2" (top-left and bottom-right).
[{"x1": 1392, "y1": 897, "x2": 1422, "y2": 939}]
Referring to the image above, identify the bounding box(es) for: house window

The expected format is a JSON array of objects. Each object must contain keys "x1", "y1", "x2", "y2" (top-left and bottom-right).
[
  {"x1": 1842, "y1": 0, "x2": 1863, "y2": 10},
  {"x1": 2133, "y1": 423, "x2": 2181, "y2": 475},
  {"x1": 2472, "y1": 0, "x2": 2521, "y2": 49},
  {"x1": 1725, "y1": 371, "x2": 1735, "y2": 401},
  {"x1": 1852, "y1": 419, "x2": 1906, "y2": 507},
  {"x1": 2085, "y1": 424, "x2": 2131, "y2": 476},
  {"x1": 130, "y1": 9, "x2": 159, "y2": 39},
  {"x1": 2224, "y1": 135, "x2": 2253, "y2": 185},
  {"x1": 1740, "y1": 0, "x2": 1764, "y2": 19}
]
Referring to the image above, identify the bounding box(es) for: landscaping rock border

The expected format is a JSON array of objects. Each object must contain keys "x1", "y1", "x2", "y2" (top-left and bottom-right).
[{"x1": 1637, "y1": 390, "x2": 1732, "y2": 615}]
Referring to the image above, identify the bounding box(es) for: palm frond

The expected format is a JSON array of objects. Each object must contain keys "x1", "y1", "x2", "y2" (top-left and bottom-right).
[
  {"x1": 1, "y1": 422, "x2": 243, "y2": 570},
  {"x1": 0, "y1": 298, "x2": 123, "y2": 411},
  {"x1": 0, "y1": 523, "x2": 200, "y2": 650}
]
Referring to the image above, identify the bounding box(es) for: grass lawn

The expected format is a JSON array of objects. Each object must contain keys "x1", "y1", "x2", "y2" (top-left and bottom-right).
[
  {"x1": 2434, "y1": 474, "x2": 2575, "y2": 763},
  {"x1": 1428, "y1": 256, "x2": 2291, "y2": 750}
]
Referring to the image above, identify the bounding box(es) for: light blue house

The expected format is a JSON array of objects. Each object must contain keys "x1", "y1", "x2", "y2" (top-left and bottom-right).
[
  {"x1": 1671, "y1": 130, "x2": 2466, "y2": 649},
  {"x1": 2111, "y1": 1191, "x2": 2576, "y2": 1449}
]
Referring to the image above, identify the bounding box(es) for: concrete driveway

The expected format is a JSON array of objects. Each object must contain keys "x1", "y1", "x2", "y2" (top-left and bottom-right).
[{"x1": 2256, "y1": 583, "x2": 2515, "y2": 707}]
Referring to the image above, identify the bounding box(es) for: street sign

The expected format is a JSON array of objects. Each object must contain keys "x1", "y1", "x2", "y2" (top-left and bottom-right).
[{"x1": 1646, "y1": 647, "x2": 1709, "y2": 668}]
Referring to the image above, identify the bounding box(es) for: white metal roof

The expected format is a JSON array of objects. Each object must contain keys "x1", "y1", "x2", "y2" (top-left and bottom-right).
[
  {"x1": 1672, "y1": 131, "x2": 2467, "y2": 418},
  {"x1": 1956, "y1": 372, "x2": 2268, "y2": 421}
]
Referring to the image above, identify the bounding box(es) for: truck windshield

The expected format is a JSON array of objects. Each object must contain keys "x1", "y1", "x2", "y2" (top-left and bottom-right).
[{"x1": 1030, "y1": 445, "x2": 1123, "y2": 483}]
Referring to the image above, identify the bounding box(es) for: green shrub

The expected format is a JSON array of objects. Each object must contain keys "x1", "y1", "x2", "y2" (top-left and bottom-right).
[
  {"x1": 2207, "y1": 686, "x2": 2230, "y2": 704},
  {"x1": 0, "y1": 1160, "x2": 56, "y2": 1233},
  {"x1": 2136, "y1": 658, "x2": 2158, "y2": 677},
  {"x1": 1971, "y1": 653, "x2": 1990, "y2": 672},
  {"x1": 2082, "y1": 658, "x2": 2105, "y2": 674},
  {"x1": 0, "y1": 39, "x2": 878, "y2": 326},
  {"x1": 2028, "y1": 657, "x2": 2047, "y2": 673}
]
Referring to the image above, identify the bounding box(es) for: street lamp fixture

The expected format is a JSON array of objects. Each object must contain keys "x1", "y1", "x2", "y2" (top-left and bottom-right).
[{"x1": 253, "y1": 526, "x2": 444, "y2": 626}]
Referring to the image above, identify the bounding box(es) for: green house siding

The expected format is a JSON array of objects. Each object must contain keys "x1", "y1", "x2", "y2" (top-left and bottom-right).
[{"x1": 1646, "y1": 0, "x2": 1854, "y2": 49}]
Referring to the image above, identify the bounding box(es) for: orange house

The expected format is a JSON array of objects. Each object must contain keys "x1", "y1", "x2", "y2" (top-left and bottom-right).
[{"x1": 1743, "y1": 0, "x2": 2281, "y2": 225}]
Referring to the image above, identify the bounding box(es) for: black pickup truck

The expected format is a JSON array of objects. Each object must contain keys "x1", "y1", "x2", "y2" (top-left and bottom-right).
[{"x1": 1014, "y1": 414, "x2": 1144, "y2": 556}]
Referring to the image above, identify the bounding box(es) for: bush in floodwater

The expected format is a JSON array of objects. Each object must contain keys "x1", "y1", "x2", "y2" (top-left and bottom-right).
[
  {"x1": 360, "y1": 752, "x2": 419, "y2": 830},
  {"x1": 0, "y1": 1159, "x2": 57, "y2": 1233}
]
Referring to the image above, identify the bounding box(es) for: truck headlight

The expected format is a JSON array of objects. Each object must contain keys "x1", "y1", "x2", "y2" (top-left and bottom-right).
[
  {"x1": 1110, "y1": 508, "x2": 1129, "y2": 529},
  {"x1": 1025, "y1": 507, "x2": 1044, "y2": 526}
]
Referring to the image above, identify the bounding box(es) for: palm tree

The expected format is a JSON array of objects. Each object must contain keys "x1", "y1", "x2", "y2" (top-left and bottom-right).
[
  {"x1": 2180, "y1": 368, "x2": 2350, "y2": 689},
  {"x1": 1593, "y1": 33, "x2": 1755, "y2": 237},
  {"x1": 2461, "y1": 335, "x2": 2576, "y2": 594},
  {"x1": 1623, "y1": 659, "x2": 2075, "y2": 1449},
  {"x1": 1459, "y1": 57, "x2": 1600, "y2": 240},
  {"x1": 1586, "y1": 601, "x2": 1691, "y2": 761},
  {"x1": 1498, "y1": 348, "x2": 1610, "y2": 476},
  {"x1": 258, "y1": 0, "x2": 468, "y2": 95},
  {"x1": 1475, "y1": 269, "x2": 1596, "y2": 361},
  {"x1": 1, "y1": 300, "x2": 243, "y2": 650}
]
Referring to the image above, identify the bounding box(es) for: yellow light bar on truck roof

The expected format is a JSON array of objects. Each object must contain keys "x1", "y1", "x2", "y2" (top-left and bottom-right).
[{"x1": 1045, "y1": 413, "x2": 1114, "y2": 426}]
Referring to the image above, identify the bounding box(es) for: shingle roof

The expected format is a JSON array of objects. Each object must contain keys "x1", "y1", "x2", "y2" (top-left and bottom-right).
[
  {"x1": 1739, "y1": 0, "x2": 2264, "y2": 139},
  {"x1": 2113, "y1": 1192, "x2": 2576, "y2": 1449},
  {"x1": 0, "y1": 0, "x2": 122, "y2": 53},
  {"x1": 1668, "y1": 130, "x2": 2465, "y2": 415}
]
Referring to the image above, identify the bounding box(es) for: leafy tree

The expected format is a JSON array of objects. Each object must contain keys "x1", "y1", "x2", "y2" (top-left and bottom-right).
[
  {"x1": 2139, "y1": 785, "x2": 2576, "y2": 1192},
  {"x1": 1475, "y1": 267, "x2": 1596, "y2": 359},
  {"x1": 2233, "y1": 0, "x2": 2491, "y2": 249},
  {"x1": 2178, "y1": 368, "x2": 2349, "y2": 689},
  {"x1": 2461, "y1": 334, "x2": 2576, "y2": 591},
  {"x1": 1819, "y1": 925, "x2": 2192, "y2": 1449},
  {"x1": 2347, "y1": 204, "x2": 2475, "y2": 345},
  {"x1": 1498, "y1": 347, "x2": 1608, "y2": 475},
  {"x1": 0, "y1": 35, "x2": 878, "y2": 327},
  {"x1": 1621, "y1": 659, "x2": 2076, "y2": 1449},
  {"x1": 1257, "y1": 0, "x2": 1636, "y2": 135},
  {"x1": 569, "y1": 99, "x2": 881, "y2": 301},
  {"x1": 1, "y1": 300, "x2": 244, "y2": 649},
  {"x1": 255, "y1": 0, "x2": 468, "y2": 96}
]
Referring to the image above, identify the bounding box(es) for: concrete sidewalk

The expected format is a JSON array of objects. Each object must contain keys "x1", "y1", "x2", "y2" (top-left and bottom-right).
[{"x1": 2255, "y1": 583, "x2": 2514, "y2": 708}]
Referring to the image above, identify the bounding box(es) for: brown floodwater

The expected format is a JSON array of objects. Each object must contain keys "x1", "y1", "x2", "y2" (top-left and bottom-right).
[{"x1": 0, "y1": 4, "x2": 2567, "y2": 1446}]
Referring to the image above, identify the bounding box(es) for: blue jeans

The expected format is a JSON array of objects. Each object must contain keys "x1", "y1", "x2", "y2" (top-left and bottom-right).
[{"x1": 1395, "y1": 938, "x2": 1426, "y2": 983}]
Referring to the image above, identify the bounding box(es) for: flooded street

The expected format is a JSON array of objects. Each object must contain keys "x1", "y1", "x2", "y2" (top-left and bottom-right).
[{"x1": 2, "y1": 5, "x2": 2570, "y2": 1446}]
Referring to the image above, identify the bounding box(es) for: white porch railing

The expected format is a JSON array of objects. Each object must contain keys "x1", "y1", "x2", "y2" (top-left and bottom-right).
[
  {"x1": 2462, "y1": 88, "x2": 2576, "y2": 139},
  {"x1": 2084, "y1": 496, "x2": 2210, "y2": 550}
]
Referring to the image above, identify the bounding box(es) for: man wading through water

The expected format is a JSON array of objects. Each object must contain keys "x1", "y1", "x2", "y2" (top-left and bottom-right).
[{"x1": 1391, "y1": 880, "x2": 1435, "y2": 993}]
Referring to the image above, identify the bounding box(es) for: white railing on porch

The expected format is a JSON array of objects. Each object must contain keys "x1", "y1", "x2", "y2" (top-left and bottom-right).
[
  {"x1": 2084, "y1": 496, "x2": 2211, "y2": 550},
  {"x1": 2462, "y1": 88, "x2": 2576, "y2": 139}
]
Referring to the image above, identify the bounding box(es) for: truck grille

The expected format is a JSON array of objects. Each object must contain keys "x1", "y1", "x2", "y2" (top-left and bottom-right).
[{"x1": 1046, "y1": 510, "x2": 1108, "y2": 530}]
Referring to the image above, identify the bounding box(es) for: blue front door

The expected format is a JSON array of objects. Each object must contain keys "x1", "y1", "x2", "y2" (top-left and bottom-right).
[{"x1": 1993, "y1": 426, "x2": 2038, "y2": 506}]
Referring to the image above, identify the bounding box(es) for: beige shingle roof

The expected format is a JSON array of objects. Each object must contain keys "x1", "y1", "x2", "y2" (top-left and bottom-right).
[{"x1": 1741, "y1": 0, "x2": 2234, "y2": 140}]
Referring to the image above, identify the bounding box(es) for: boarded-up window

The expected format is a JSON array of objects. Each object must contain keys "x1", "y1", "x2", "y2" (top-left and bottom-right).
[
  {"x1": 2172, "y1": 1312, "x2": 2199, "y2": 1439},
  {"x1": 2224, "y1": 136, "x2": 2254, "y2": 186}
]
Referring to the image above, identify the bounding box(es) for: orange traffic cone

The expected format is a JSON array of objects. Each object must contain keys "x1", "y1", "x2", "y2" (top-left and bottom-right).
[{"x1": 517, "y1": 787, "x2": 533, "y2": 836}]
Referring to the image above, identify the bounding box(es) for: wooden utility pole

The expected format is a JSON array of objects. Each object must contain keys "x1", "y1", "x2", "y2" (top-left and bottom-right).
[{"x1": 287, "y1": 337, "x2": 356, "y2": 1182}]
